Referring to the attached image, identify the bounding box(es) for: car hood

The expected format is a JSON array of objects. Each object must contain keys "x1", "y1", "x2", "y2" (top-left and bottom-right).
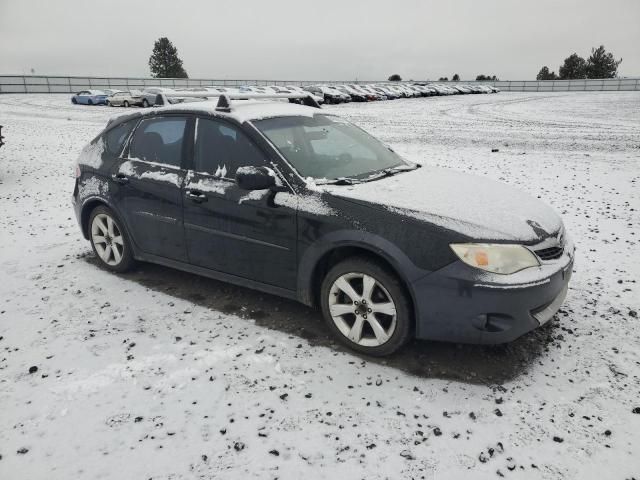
[{"x1": 322, "y1": 166, "x2": 563, "y2": 243}]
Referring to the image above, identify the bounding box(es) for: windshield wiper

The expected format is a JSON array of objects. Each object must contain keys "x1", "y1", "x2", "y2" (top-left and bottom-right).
[
  {"x1": 315, "y1": 177, "x2": 363, "y2": 185},
  {"x1": 316, "y1": 164, "x2": 421, "y2": 186},
  {"x1": 364, "y1": 163, "x2": 421, "y2": 182}
]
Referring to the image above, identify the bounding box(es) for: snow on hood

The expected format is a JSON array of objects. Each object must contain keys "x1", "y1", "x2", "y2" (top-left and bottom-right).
[{"x1": 323, "y1": 166, "x2": 563, "y2": 243}]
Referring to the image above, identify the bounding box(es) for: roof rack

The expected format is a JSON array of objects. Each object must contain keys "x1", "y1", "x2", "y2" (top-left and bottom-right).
[{"x1": 154, "y1": 91, "x2": 321, "y2": 111}]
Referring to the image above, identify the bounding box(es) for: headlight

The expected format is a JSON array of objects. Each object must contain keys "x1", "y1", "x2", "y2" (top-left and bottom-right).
[{"x1": 450, "y1": 243, "x2": 540, "y2": 274}]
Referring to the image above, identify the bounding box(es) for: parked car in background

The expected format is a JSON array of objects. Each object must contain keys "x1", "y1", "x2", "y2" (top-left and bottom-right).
[
  {"x1": 107, "y1": 90, "x2": 144, "y2": 107},
  {"x1": 203, "y1": 86, "x2": 241, "y2": 96},
  {"x1": 71, "y1": 90, "x2": 109, "y2": 105},
  {"x1": 360, "y1": 85, "x2": 387, "y2": 101},
  {"x1": 303, "y1": 85, "x2": 346, "y2": 104},
  {"x1": 103, "y1": 89, "x2": 124, "y2": 96},
  {"x1": 269, "y1": 85, "x2": 294, "y2": 94},
  {"x1": 140, "y1": 87, "x2": 188, "y2": 107},
  {"x1": 371, "y1": 85, "x2": 396, "y2": 99}
]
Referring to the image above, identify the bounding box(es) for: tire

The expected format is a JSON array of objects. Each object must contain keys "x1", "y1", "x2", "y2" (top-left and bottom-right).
[
  {"x1": 106, "y1": 100, "x2": 111, "y2": 107},
  {"x1": 72, "y1": 97, "x2": 77, "y2": 104},
  {"x1": 87, "y1": 99, "x2": 93, "y2": 105},
  {"x1": 123, "y1": 100, "x2": 130, "y2": 108},
  {"x1": 320, "y1": 257, "x2": 412, "y2": 356},
  {"x1": 142, "y1": 99, "x2": 150, "y2": 108},
  {"x1": 89, "y1": 205, "x2": 135, "y2": 273}
]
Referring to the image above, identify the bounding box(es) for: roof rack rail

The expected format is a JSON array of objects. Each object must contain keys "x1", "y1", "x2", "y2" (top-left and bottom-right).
[{"x1": 154, "y1": 92, "x2": 321, "y2": 110}]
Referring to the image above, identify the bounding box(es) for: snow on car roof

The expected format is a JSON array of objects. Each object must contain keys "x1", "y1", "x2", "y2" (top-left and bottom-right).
[{"x1": 151, "y1": 99, "x2": 322, "y2": 123}]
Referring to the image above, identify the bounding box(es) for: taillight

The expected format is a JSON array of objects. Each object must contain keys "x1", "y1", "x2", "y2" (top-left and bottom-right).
[{"x1": 75, "y1": 164, "x2": 81, "y2": 178}]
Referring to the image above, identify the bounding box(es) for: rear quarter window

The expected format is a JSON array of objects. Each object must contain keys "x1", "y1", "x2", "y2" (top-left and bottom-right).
[{"x1": 104, "y1": 119, "x2": 137, "y2": 156}]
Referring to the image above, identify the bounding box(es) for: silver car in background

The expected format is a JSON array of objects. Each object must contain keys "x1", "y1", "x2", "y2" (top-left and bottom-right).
[{"x1": 107, "y1": 90, "x2": 144, "y2": 107}]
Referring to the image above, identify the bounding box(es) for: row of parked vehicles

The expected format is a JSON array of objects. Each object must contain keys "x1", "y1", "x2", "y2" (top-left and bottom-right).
[{"x1": 70, "y1": 82, "x2": 499, "y2": 107}]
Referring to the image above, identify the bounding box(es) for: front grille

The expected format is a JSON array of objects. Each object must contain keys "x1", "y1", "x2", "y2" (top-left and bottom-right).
[{"x1": 535, "y1": 245, "x2": 564, "y2": 261}]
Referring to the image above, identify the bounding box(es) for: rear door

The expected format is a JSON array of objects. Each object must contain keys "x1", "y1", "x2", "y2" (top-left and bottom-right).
[
  {"x1": 182, "y1": 116, "x2": 298, "y2": 290},
  {"x1": 110, "y1": 115, "x2": 191, "y2": 262}
]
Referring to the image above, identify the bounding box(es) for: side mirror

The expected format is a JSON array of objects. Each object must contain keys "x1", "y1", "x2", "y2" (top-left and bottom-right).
[{"x1": 236, "y1": 166, "x2": 286, "y2": 191}]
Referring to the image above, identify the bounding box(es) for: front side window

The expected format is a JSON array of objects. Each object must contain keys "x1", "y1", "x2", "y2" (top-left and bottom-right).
[
  {"x1": 129, "y1": 116, "x2": 187, "y2": 167},
  {"x1": 254, "y1": 115, "x2": 408, "y2": 180},
  {"x1": 194, "y1": 118, "x2": 267, "y2": 177}
]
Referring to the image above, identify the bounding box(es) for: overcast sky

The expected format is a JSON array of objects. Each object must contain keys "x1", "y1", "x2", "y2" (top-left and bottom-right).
[{"x1": 1, "y1": 0, "x2": 638, "y2": 81}]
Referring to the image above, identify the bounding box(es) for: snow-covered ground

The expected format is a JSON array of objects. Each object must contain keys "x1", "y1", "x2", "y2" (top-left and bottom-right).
[{"x1": 0, "y1": 92, "x2": 638, "y2": 479}]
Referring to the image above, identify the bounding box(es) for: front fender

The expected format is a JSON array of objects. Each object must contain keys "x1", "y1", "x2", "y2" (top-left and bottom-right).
[{"x1": 296, "y1": 229, "x2": 428, "y2": 308}]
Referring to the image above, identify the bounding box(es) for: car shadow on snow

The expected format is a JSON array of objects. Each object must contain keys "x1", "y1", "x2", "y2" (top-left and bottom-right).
[{"x1": 84, "y1": 256, "x2": 559, "y2": 386}]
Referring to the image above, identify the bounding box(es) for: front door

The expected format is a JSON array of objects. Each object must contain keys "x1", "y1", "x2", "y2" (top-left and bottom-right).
[
  {"x1": 111, "y1": 115, "x2": 190, "y2": 262},
  {"x1": 183, "y1": 117, "x2": 297, "y2": 290}
]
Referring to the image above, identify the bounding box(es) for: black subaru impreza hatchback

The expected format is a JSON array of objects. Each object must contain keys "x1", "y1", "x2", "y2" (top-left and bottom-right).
[{"x1": 73, "y1": 95, "x2": 574, "y2": 356}]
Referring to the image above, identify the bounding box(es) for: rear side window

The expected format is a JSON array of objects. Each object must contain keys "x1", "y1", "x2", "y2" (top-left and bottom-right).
[
  {"x1": 129, "y1": 116, "x2": 187, "y2": 167},
  {"x1": 104, "y1": 119, "x2": 136, "y2": 156},
  {"x1": 194, "y1": 118, "x2": 267, "y2": 177}
]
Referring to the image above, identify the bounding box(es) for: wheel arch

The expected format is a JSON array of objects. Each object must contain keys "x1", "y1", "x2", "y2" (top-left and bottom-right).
[
  {"x1": 79, "y1": 196, "x2": 123, "y2": 240},
  {"x1": 298, "y1": 232, "x2": 424, "y2": 321}
]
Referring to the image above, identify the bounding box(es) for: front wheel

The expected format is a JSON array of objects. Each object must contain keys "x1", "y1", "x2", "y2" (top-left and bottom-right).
[
  {"x1": 87, "y1": 99, "x2": 93, "y2": 105},
  {"x1": 89, "y1": 206, "x2": 135, "y2": 273},
  {"x1": 123, "y1": 100, "x2": 130, "y2": 107},
  {"x1": 142, "y1": 99, "x2": 150, "y2": 108},
  {"x1": 320, "y1": 257, "x2": 412, "y2": 356}
]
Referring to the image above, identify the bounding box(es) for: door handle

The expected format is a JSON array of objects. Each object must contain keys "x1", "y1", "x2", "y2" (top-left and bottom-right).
[
  {"x1": 112, "y1": 173, "x2": 129, "y2": 184},
  {"x1": 186, "y1": 190, "x2": 207, "y2": 203}
]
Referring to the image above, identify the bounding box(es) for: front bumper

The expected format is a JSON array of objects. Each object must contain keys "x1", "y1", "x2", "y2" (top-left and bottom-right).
[{"x1": 412, "y1": 244, "x2": 574, "y2": 344}]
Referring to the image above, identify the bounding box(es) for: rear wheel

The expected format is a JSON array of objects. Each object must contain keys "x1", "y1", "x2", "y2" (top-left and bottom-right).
[
  {"x1": 72, "y1": 97, "x2": 77, "y2": 104},
  {"x1": 320, "y1": 257, "x2": 412, "y2": 356},
  {"x1": 142, "y1": 99, "x2": 150, "y2": 108},
  {"x1": 123, "y1": 100, "x2": 130, "y2": 107},
  {"x1": 89, "y1": 206, "x2": 135, "y2": 273},
  {"x1": 87, "y1": 99, "x2": 93, "y2": 105}
]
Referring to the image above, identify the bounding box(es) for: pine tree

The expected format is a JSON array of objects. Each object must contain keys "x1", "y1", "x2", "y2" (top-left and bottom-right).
[
  {"x1": 586, "y1": 45, "x2": 622, "y2": 79},
  {"x1": 558, "y1": 53, "x2": 586, "y2": 79},
  {"x1": 452, "y1": 73, "x2": 460, "y2": 81},
  {"x1": 388, "y1": 74, "x2": 402, "y2": 81},
  {"x1": 536, "y1": 66, "x2": 558, "y2": 80},
  {"x1": 149, "y1": 37, "x2": 188, "y2": 78}
]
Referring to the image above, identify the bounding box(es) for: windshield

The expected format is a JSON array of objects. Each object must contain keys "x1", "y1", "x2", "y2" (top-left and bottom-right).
[{"x1": 253, "y1": 114, "x2": 409, "y2": 181}]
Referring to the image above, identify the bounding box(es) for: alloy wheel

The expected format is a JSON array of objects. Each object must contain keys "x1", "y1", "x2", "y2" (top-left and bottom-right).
[
  {"x1": 328, "y1": 272, "x2": 397, "y2": 347},
  {"x1": 91, "y1": 213, "x2": 125, "y2": 266}
]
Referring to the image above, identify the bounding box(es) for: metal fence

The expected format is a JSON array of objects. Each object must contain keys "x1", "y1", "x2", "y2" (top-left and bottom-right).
[
  {"x1": 489, "y1": 78, "x2": 640, "y2": 92},
  {"x1": 0, "y1": 75, "x2": 638, "y2": 93}
]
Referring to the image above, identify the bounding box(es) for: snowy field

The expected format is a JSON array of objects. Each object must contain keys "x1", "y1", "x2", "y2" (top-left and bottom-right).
[{"x1": 0, "y1": 92, "x2": 639, "y2": 480}]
